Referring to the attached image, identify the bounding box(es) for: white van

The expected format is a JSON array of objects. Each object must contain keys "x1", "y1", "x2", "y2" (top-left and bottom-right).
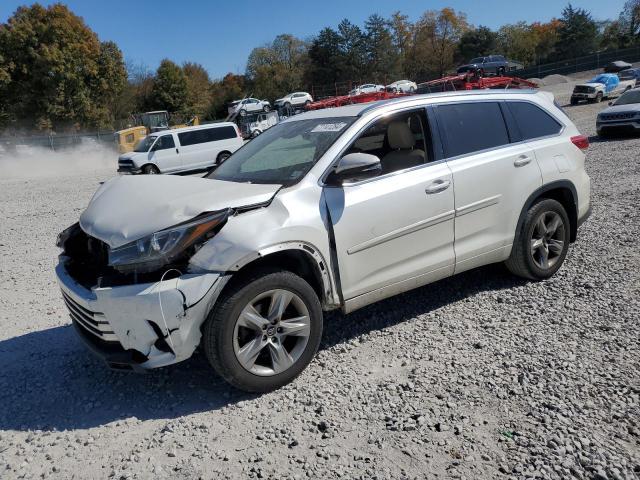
[{"x1": 117, "y1": 123, "x2": 243, "y2": 175}]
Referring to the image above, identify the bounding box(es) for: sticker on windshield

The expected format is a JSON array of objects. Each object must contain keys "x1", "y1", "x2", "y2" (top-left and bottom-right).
[{"x1": 310, "y1": 122, "x2": 348, "y2": 133}]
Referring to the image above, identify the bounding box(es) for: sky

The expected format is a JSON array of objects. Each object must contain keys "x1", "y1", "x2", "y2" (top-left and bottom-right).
[{"x1": 0, "y1": 0, "x2": 628, "y2": 79}]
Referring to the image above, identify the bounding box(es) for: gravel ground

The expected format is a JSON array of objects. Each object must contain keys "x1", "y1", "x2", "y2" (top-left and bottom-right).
[{"x1": 0, "y1": 81, "x2": 638, "y2": 480}]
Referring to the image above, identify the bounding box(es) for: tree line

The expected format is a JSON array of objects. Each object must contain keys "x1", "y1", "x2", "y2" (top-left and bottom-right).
[{"x1": 1, "y1": 2, "x2": 640, "y2": 133}]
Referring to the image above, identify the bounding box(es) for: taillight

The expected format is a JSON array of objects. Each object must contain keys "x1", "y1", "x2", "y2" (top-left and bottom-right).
[{"x1": 570, "y1": 135, "x2": 589, "y2": 151}]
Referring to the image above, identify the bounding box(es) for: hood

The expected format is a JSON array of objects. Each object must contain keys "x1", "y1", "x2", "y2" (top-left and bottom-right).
[
  {"x1": 578, "y1": 82, "x2": 603, "y2": 88},
  {"x1": 79, "y1": 175, "x2": 281, "y2": 248},
  {"x1": 599, "y1": 103, "x2": 640, "y2": 115},
  {"x1": 118, "y1": 151, "x2": 141, "y2": 161}
]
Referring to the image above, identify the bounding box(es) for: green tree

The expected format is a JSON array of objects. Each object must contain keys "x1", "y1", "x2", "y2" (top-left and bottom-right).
[
  {"x1": 410, "y1": 8, "x2": 469, "y2": 80},
  {"x1": 245, "y1": 34, "x2": 308, "y2": 100},
  {"x1": 337, "y1": 19, "x2": 367, "y2": 82},
  {"x1": 183, "y1": 62, "x2": 211, "y2": 117},
  {"x1": 307, "y1": 27, "x2": 343, "y2": 86},
  {"x1": 389, "y1": 12, "x2": 413, "y2": 77},
  {"x1": 0, "y1": 3, "x2": 126, "y2": 130},
  {"x1": 364, "y1": 14, "x2": 397, "y2": 82},
  {"x1": 496, "y1": 22, "x2": 539, "y2": 65},
  {"x1": 151, "y1": 59, "x2": 188, "y2": 113},
  {"x1": 555, "y1": 4, "x2": 598, "y2": 59},
  {"x1": 458, "y1": 26, "x2": 497, "y2": 61}
]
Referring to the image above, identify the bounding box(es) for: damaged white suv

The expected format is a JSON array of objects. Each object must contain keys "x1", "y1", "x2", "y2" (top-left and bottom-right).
[{"x1": 56, "y1": 90, "x2": 591, "y2": 392}]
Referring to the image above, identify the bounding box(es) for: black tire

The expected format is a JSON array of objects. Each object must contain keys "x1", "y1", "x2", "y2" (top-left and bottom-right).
[
  {"x1": 570, "y1": 98, "x2": 579, "y2": 106},
  {"x1": 239, "y1": 109, "x2": 247, "y2": 117},
  {"x1": 304, "y1": 100, "x2": 311, "y2": 106},
  {"x1": 263, "y1": 105, "x2": 270, "y2": 112},
  {"x1": 505, "y1": 198, "x2": 570, "y2": 280},
  {"x1": 217, "y1": 152, "x2": 231, "y2": 164},
  {"x1": 594, "y1": 92, "x2": 603, "y2": 103},
  {"x1": 250, "y1": 129, "x2": 261, "y2": 139},
  {"x1": 142, "y1": 164, "x2": 159, "y2": 175},
  {"x1": 203, "y1": 269, "x2": 323, "y2": 392},
  {"x1": 497, "y1": 67, "x2": 505, "y2": 76}
]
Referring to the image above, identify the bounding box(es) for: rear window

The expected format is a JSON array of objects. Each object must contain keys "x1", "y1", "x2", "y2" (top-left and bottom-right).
[
  {"x1": 507, "y1": 102, "x2": 562, "y2": 140},
  {"x1": 178, "y1": 126, "x2": 236, "y2": 146},
  {"x1": 436, "y1": 102, "x2": 510, "y2": 158}
]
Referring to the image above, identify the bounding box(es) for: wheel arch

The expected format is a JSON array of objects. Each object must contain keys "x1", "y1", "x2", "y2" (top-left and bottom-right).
[
  {"x1": 221, "y1": 243, "x2": 339, "y2": 311},
  {"x1": 516, "y1": 180, "x2": 578, "y2": 243}
]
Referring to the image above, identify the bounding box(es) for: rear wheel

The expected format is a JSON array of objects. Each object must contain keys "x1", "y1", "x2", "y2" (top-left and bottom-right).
[
  {"x1": 263, "y1": 105, "x2": 270, "y2": 112},
  {"x1": 142, "y1": 164, "x2": 159, "y2": 175},
  {"x1": 505, "y1": 199, "x2": 570, "y2": 280},
  {"x1": 497, "y1": 67, "x2": 505, "y2": 76},
  {"x1": 203, "y1": 270, "x2": 323, "y2": 392}
]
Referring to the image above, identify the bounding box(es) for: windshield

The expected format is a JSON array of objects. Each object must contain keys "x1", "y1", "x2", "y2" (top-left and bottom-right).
[
  {"x1": 613, "y1": 89, "x2": 640, "y2": 105},
  {"x1": 589, "y1": 75, "x2": 610, "y2": 84},
  {"x1": 470, "y1": 57, "x2": 484, "y2": 63},
  {"x1": 207, "y1": 117, "x2": 356, "y2": 186},
  {"x1": 133, "y1": 136, "x2": 156, "y2": 152}
]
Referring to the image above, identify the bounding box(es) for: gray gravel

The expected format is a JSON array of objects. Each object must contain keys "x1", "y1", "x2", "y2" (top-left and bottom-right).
[{"x1": 0, "y1": 83, "x2": 639, "y2": 479}]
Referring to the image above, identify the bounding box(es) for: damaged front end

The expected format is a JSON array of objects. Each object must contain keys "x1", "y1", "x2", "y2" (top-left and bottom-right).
[{"x1": 55, "y1": 213, "x2": 231, "y2": 371}]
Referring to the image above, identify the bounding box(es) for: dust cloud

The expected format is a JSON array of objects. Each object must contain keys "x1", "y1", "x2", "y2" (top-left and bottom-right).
[{"x1": 0, "y1": 140, "x2": 117, "y2": 179}]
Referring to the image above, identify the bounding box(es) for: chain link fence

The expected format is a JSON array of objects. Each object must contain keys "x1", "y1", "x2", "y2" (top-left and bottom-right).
[{"x1": 510, "y1": 46, "x2": 640, "y2": 79}]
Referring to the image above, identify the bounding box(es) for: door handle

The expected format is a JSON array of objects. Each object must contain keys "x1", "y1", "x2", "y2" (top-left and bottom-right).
[
  {"x1": 425, "y1": 179, "x2": 451, "y2": 194},
  {"x1": 514, "y1": 155, "x2": 532, "y2": 167}
]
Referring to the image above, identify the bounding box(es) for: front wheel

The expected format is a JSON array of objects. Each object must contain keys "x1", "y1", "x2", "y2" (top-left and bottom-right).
[
  {"x1": 505, "y1": 198, "x2": 570, "y2": 280},
  {"x1": 142, "y1": 164, "x2": 159, "y2": 175},
  {"x1": 594, "y1": 92, "x2": 603, "y2": 103},
  {"x1": 263, "y1": 105, "x2": 270, "y2": 112},
  {"x1": 203, "y1": 270, "x2": 323, "y2": 392}
]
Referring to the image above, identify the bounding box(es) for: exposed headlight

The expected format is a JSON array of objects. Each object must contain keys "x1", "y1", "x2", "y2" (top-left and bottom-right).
[
  {"x1": 108, "y1": 210, "x2": 229, "y2": 272},
  {"x1": 56, "y1": 222, "x2": 81, "y2": 249}
]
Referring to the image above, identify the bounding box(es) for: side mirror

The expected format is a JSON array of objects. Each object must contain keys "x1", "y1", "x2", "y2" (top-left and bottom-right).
[{"x1": 327, "y1": 153, "x2": 381, "y2": 185}]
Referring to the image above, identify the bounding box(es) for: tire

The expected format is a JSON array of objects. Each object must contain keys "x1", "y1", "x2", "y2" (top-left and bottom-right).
[
  {"x1": 284, "y1": 102, "x2": 291, "y2": 110},
  {"x1": 595, "y1": 92, "x2": 603, "y2": 103},
  {"x1": 239, "y1": 109, "x2": 247, "y2": 117},
  {"x1": 409, "y1": 86, "x2": 415, "y2": 93},
  {"x1": 263, "y1": 105, "x2": 270, "y2": 112},
  {"x1": 217, "y1": 151, "x2": 231, "y2": 164},
  {"x1": 570, "y1": 98, "x2": 578, "y2": 106},
  {"x1": 505, "y1": 198, "x2": 570, "y2": 280},
  {"x1": 250, "y1": 129, "x2": 261, "y2": 138},
  {"x1": 142, "y1": 164, "x2": 159, "y2": 175},
  {"x1": 304, "y1": 100, "x2": 311, "y2": 107},
  {"x1": 203, "y1": 269, "x2": 323, "y2": 392},
  {"x1": 497, "y1": 67, "x2": 505, "y2": 76}
]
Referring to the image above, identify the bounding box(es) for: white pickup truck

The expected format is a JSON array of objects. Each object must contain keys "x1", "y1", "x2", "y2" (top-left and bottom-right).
[{"x1": 571, "y1": 73, "x2": 635, "y2": 105}]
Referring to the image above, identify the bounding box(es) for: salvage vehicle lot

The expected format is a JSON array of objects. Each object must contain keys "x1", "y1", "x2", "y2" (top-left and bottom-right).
[{"x1": 0, "y1": 87, "x2": 638, "y2": 479}]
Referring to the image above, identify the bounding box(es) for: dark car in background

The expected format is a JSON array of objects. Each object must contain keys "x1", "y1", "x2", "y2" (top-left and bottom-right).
[
  {"x1": 456, "y1": 55, "x2": 523, "y2": 76},
  {"x1": 618, "y1": 68, "x2": 640, "y2": 87}
]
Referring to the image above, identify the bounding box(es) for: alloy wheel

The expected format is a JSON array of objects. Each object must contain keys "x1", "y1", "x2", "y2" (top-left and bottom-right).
[
  {"x1": 233, "y1": 289, "x2": 311, "y2": 376},
  {"x1": 530, "y1": 211, "x2": 566, "y2": 270}
]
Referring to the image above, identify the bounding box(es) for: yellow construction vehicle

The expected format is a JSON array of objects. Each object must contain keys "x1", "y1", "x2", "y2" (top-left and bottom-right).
[{"x1": 115, "y1": 111, "x2": 200, "y2": 153}]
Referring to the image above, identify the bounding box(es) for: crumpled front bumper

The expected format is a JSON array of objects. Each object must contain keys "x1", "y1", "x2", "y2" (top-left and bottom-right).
[{"x1": 56, "y1": 256, "x2": 226, "y2": 371}]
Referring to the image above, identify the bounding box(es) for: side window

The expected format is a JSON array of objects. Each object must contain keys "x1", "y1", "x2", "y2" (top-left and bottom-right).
[
  {"x1": 125, "y1": 133, "x2": 134, "y2": 143},
  {"x1": 345, "y1": 109, "x2": 433, "y2": 175},
  {"x1": 436, "y1": 102, "x2": 509, "y2": 158},
  {"x1": 154, "y1": 135, "x2": 175, "y2": 150},
  {"x1": 507, "y1": 102, "x2": 562, "y2": 140}
]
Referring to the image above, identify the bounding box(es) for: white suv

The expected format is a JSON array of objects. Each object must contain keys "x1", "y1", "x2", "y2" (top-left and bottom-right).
[
  {"x1": 228, "y1": 98, "x2": 271, "y2": 116},
  {"x1": 274, "y1": 92, "x2": 313, "y2": 109},
  {"x1": 56, "y1": 90, "x2": 591, "y2": 392}
]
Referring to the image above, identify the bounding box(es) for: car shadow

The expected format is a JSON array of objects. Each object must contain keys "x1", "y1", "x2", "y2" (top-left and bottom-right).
[
  {"x1": 0, "y1": 264, "x2": 525, "y2": 432},
  {"x1": 588, "y1": 131, "x2": 640, "y2": 144}
]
